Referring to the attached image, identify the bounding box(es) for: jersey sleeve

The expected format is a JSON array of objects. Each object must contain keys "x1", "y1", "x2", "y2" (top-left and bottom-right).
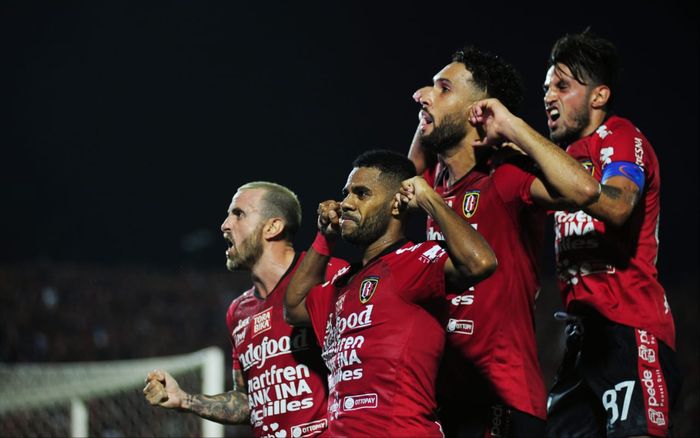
[
  {"x1": 305, "y1": 280, "x2": 337, "y2": 347},
  {"x1": 393, "y1": 241, "x2": 449, "y2": 302},
  {"x1": 596, "y1": 120, "x2": 651, "y2": 175},
  {"x1": 423, "y1": 164, "x2": 437, "y2": 187},
  {"x1": 225, "y1": 298, "x2": 242, "y2": 372},
  {"x1": 491, "y1": 157, "x2": 539, "y2": 207}
]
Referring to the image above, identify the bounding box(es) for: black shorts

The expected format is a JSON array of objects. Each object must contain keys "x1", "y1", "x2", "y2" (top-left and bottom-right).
[
  {"x1": 545, "y1": 311, "x2": 682, "y2": 438},
  {"x1": 436, "y1": 351, "x2": 545, "y2": 438},
  {"x1": 439, "y1": 399, "x2": 545, "y2": 438}
]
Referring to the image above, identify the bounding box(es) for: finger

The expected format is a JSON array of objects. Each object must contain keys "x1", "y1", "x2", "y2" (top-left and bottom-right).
[
  {"x1": 144, "y1": 381, "x2": 168, "y2": 405},
  {"x1": 147, "y1": 369, "x2": 164, "y2": 382}
]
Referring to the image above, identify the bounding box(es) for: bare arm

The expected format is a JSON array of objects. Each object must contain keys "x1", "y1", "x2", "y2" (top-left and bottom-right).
[
  {"x1": 469, "y1": 98, "x2": 600, "y2": 209},
  {"x1": 398, "y1": 177, "x2": 497, "y2": 289},
  {"x1": 408, "y1": 125, "x2": 430, "y2": 175},
  {"x1": 144, "y1": 369, "x2": 250, "y2": 424},
  {"x1": 284, "y1": 200, "x2": 341, "y2": 326}
]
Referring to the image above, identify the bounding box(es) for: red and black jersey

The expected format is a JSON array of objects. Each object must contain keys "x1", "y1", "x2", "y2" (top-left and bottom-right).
[
  {"x1": 226, "y1": 253, "x2": 348, "y2": 438},
  {"x1": 424, "y1": 156, "x2": 547, "y2": 419},
  {"x1": 556, "y1": 115, "x2": 675, "y2": 349},
  {"x1": 305, "y1": 240, "x2": 449, "y2": 437}
]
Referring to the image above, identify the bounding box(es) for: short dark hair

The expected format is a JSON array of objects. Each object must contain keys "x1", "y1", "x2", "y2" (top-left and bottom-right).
[
  {"x1": 352, "y1": 149, "x2": 417, "y2": 187},
  {"x1": 238, "y1": 181, "x2": 301, "y2": 239},
  {"x1": 549, "y1": 30, "x2": 619, "y2": 108},
  {"x1": 452, "y1": 46, "x2": 524, "y2": 113}
]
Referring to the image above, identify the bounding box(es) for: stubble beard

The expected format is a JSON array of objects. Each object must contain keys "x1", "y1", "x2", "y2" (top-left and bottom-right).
[
  {"x1": 225, "y1": 225, "x2": 264, "y2": 271},
  {"x1": 420, "y1": 111, "x2": 469, "y2": 154},
  {"x1": 549, "y1": 101, "x2": 592, "y2": 146},
  {"x1": 342, "y1": 205, "x2": 392, "y2": 247}
]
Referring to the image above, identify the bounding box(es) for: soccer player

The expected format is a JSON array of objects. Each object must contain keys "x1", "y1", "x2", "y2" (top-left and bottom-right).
[
  {"x1": 284, "y1": 150, "x2": 497, "y2": 437},
  {"x1": 468, "y1": 31, "x2": 681, "y2": 437},
  {"x1": 143, "y1": 181, "x2": 347, "y2": 438},
  {"x1": 409, "y1": 46, "x2": 597, "y2": 436}
]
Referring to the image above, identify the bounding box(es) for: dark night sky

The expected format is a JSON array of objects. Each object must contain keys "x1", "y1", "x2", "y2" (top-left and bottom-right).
[{"x1": 2, "y1": 1, "x2": 698, "y2": 280}]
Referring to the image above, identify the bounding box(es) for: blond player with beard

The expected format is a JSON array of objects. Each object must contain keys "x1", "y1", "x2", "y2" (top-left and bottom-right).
[{"x1": 143, "y1": 181, "x2": 347, "y2": 438}]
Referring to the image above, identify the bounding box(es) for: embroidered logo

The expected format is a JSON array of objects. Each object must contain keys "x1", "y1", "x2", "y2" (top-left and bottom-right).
[
  {"x1": 359, "y1": 276, "x2": 379, "y2": 304},
  {"x1": 462, "y1": 191, "x2": 480, "y2": 218}
]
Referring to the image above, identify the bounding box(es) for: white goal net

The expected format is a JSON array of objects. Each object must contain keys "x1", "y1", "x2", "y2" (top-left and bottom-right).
[{"x1": 0, "y1": 347, "x2": 225, "y2": 437}]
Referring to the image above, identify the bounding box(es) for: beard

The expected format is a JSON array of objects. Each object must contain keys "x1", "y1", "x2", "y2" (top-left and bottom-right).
[
  {"x1": 549, "y1": 102, "x2": 592, "y2": 146},
  {"x1": 342, "y1": 204, "x2": 392, "y2": 247},
  {"x1": 225, "y1": 224, "x2": 264, "y2": 271},
  {"x1": 420, "y1": 111, "x2": 469, "y2": 154}
]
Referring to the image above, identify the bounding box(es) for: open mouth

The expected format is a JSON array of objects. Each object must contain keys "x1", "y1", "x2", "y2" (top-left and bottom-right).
[
  {"x1": 547, "y1": 107, "x2": 560, "y2": 122},
  {"x1": 419, "y1": 109, "x2": 434, "y2": 130},
  {"x1": 223, "y1": 234, "x2": 235, "y2": 256}
]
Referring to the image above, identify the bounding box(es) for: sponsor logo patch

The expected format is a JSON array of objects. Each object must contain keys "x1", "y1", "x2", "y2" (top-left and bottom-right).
[
  {"x1": 290, "y1": 418, "x2": 327, "y2": 438},
  {"x1": 343, "y1": 393, "x2": 378, "y2": 411},
  {"x1": 446, "y1": 318, "x2": 474, "y2": 335},
  {"x1": 648, "y1": 408, "x2": 666, "y2": 426},
  {"x1": 359, "y1": 276, "x2": 379, "y2": 304},
  {"x1": 252, "y1": 308, "x2": 272, "y2": 337},
  {"x1": 462, "y1": 191, "x2": 480, "y2": 218}
]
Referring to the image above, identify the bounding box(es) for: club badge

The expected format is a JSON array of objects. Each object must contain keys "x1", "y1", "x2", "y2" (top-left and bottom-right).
[
  {"x1": 462, "y1": 191, "x2": 480, "y2": 219},
  {"x1": 359, "y1": 276, "x2": 379, "y2": 304}
]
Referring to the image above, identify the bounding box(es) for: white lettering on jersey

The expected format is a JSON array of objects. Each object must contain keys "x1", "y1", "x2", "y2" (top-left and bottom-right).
[
  {"x1": 596, "y1": 124, "x2": 612, "y2": 139},
  {"x1": 634, "y1": 137, "x2": 645, "y2": 167},
  {"x1": 248, "y1": 364, "x2": 317, "y2": 430},
  {"x1": 240, "y1": 329, "x2": 310, "y2": 371},
  {"x1": 600, "y1": 146, "x2": 614, "y2": 166}
]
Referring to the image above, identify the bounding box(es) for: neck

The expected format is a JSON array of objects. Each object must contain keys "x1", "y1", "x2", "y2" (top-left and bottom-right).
[
  {"x1": 249, "y1": 242, "x2": 296, "y2": 300},
  {"x1": 438, "y1": 130, "x2": 480, "y2": 185},
  {"x1": 361, "y1": 228, "x2": 404, "y2": 266},
  {"x1": 580, "y1": 109, "x2": 609, "y2": 139}
]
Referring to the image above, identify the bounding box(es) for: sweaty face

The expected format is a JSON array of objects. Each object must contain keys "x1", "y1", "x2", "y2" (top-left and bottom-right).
[
  {"x1": 543, "y1": 64, "x2": 593, "y2": 145},
  {"x1": 220, "y1": 189, "x2": 266, "y2": 271},
  {"x1": 339, "y1": 167, "x2": 393, "y2": 247},
  {"x1": 414, "y1": 62, "x2": 478, "y2": 153}
]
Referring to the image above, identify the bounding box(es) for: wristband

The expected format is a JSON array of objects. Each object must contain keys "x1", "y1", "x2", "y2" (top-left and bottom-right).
[{"x1": 311, "y1": 232, "x2": 335, "y2": 256}]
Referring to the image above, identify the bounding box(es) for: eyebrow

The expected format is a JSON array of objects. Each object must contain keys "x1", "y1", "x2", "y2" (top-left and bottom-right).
[
  {"x1": 434, "y1": 77, "x2": 452, "y2": 86},
  {"x1": 342, "y1": 184, "x2": 371, "y2": 196}
]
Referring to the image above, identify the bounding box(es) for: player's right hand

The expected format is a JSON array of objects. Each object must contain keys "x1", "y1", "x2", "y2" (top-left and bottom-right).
[
  {"x1": 317, "y1": 200, "x2": 341, "y2": 237},
  {"x1": 143, "y1": 369, "x2": 185, "y2": 409}
]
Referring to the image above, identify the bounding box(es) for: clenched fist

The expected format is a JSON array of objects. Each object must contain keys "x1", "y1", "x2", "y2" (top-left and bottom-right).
[{"x1": 143, "y1": 369, "x2": 186, "y2": 409}]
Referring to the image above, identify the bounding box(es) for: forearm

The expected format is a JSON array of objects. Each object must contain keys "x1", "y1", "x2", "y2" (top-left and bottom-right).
[
  {"x1": 506, "y1": 116, "x2": 600, "y2": 206},
  {"x1": 418, "y1": 190, "x2": 496, "y2": 279},
  {"x1": 408, "y1": 126, "x2": 430, "y2": 175},
  {"x1": 284, "y1": 246, "x2": 328, "y2": 325},
  {"x1": 582, "y1": 179, "x2": 638, "y2": 227},
  {"x1": 181, "y1": 391, "x2": 250, "y2": 424}
]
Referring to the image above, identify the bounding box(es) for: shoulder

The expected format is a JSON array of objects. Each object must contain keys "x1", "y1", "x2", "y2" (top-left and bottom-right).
[
  {"x1": 226, "y1": 287, "x2": 255, "y2": 320},
  {"x1": 594, "y1": 116, "x2": 643, "y2": 143},
  {"x1": 392, "y1": 241, "x2": 447, "y2": 262}
]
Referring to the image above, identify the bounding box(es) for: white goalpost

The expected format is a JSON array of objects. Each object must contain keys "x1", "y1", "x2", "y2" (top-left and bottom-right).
[{"x1": 0, "y1": 347, "x2": 225, "y2": 437}]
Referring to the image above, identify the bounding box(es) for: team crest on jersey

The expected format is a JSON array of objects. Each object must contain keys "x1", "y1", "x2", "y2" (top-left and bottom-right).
[
  {"x1": 462, "y1": 191, "x2": 480, "y2": 218},
  {"x1": 581, "y1": 160, "x2": 595, "y2": 176},
  {"x1": 359, "y1": 276, "x2": 379, "y2": 304}
]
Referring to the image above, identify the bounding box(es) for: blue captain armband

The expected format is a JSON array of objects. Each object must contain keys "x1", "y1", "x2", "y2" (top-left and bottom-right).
[{"x1": 601, "y1": 161, "x2": 645, "y2": 192}]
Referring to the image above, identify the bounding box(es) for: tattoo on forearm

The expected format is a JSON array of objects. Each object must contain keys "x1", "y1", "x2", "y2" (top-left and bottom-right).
[
  {"x1": 185, "y1": 391, "x2": 250, "y2": 424},
  {"x1": 600, "y1": 184, "x2": 622, "y2": 200}
]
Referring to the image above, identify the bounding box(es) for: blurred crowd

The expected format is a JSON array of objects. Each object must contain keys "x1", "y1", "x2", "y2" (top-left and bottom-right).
[{"x1": 0, "y1": 262, "x2": 696, "y2": 434}]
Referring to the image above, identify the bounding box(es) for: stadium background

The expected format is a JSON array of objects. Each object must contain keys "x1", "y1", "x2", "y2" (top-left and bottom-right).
[{"x1": 2, "y1": 1, "x2": 697, "y2": 436}]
